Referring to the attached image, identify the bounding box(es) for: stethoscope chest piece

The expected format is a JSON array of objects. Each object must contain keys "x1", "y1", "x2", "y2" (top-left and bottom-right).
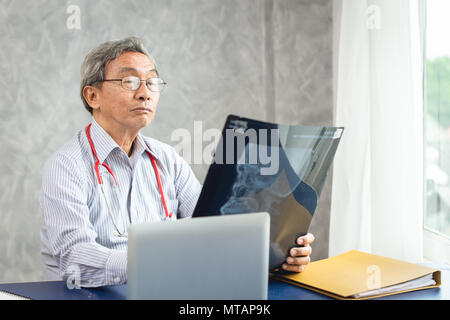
[{"x1": 165, "y1": 213, "x2": 176, "y2": 222}]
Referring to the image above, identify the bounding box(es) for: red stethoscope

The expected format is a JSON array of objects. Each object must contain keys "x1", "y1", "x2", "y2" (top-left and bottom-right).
[{"x1": 86, "y1": 123, "x2": 174, "y2": 238}]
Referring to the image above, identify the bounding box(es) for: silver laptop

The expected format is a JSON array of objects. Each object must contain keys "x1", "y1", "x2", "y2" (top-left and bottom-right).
[{"x1": 127, "y1": 212, "x2": 270, "y2": 300}]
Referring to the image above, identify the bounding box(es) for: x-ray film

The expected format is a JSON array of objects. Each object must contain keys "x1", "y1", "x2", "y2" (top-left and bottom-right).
[{"x1": 193, "y1": 115, "x2": 343, "y2": 270}]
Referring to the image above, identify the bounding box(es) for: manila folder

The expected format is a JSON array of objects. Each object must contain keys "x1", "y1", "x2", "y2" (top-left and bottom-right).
[{"x1": 271, "y1": 250, "x2": 441, "y2": 300}]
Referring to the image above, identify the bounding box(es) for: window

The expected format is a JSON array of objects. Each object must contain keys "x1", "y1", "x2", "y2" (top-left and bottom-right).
[{"x1": 424, "y1": 0, "x2": 450, "y2": 264}]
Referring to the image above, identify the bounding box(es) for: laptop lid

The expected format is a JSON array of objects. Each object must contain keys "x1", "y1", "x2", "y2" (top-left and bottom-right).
[{"x1": 127, "y1": 212, "x2": 270, "y2": 300}]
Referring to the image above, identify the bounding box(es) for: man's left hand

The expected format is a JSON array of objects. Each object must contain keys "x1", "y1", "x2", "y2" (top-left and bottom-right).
[{"x1": 282, "y1": 233, "x2": 315, "y2": 272}]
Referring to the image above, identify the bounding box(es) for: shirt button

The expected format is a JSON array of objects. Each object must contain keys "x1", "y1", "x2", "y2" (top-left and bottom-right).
[{"x1": 114, "y1": 277, "x2": 121, "y2": 284}]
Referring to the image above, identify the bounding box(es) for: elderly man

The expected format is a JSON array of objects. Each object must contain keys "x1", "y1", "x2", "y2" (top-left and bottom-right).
[{"x1": 39, "y1": 37, "x2": 315, "y2": 287}]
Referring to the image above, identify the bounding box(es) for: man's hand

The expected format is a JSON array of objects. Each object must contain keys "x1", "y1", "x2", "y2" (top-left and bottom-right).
[{"x1": 282, "y1": 233, "x2": 315, "y2": 272}]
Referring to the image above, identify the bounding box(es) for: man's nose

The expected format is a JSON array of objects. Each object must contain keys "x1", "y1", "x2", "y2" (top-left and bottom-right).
[{"x1": 135, "y1": 81, "x2": 152, "y2": 101}]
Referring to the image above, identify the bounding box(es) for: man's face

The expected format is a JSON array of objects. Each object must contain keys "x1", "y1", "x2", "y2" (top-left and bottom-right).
[{"x1": 92, "y1": 51, "x2": 161, "y2": 131}]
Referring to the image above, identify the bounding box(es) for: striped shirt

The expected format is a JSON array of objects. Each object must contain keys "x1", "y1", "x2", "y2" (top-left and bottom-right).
[{"x1": 39, "y1": 119, "x2": 202, "y2": 287}]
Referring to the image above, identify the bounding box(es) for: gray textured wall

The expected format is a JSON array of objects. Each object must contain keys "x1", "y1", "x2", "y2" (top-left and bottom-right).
[{"x1": 0, "y1": 0, "x2": 333, "y2": 283}]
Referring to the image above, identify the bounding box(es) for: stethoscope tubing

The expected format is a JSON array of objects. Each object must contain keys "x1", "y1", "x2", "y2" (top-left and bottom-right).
[{"x1": 85, "y1": 124, "x2": 173, "y2": 238}]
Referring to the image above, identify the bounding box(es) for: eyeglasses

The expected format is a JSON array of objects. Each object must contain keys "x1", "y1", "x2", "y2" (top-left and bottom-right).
[{"x1": 101, "y1": 76, "x2": 167, "y2": 92}]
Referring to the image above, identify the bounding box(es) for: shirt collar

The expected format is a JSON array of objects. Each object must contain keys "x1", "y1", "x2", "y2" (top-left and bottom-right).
[
  {"x1": 88, "y1": 119, "x2": 121, "y2": 164},
  {"x1": 88, "y1": 119, "x2": 159, "y2": 163},
  {"x1": 133, "y1": 133, "x2": 160, "y2": 161}
]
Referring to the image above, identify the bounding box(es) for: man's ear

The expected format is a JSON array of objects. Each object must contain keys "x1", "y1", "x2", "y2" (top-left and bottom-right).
[{"x1": 83, "y1": 85, "x2": 101, "y2": 111}]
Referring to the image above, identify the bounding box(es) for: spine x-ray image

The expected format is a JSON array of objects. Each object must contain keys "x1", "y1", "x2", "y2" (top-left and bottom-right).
[{"x1": 193, "y1": 115, "x2": 343, "y2": 270}]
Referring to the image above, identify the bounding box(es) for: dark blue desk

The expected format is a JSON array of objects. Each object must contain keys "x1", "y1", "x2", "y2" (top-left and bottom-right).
[{"x1": 1, "y1": 268, "x2": 448, "y2": 300}]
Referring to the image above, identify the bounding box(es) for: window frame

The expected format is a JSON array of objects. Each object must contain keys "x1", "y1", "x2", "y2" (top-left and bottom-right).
[{"x1": 423, "y1": 0, "x2": 450, "y2": 265}]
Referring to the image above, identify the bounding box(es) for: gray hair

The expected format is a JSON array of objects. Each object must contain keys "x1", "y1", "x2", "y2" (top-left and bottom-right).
[{"x1": 80, "y1": 37, "x2": 156, "y2": 114}]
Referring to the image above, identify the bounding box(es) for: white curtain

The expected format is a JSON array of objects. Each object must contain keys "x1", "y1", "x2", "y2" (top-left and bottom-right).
[{"x1": 330, "y1": 0, "x2": 425, "y2": 263}]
